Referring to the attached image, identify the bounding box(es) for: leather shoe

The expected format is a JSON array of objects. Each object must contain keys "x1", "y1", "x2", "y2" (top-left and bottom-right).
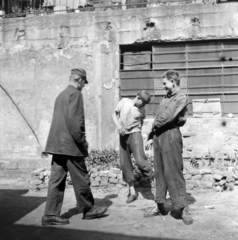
[
  {"x1": 83, "y1": 206, "x2": 108, "y2": 220},
  {"x1": 42, "y1": 215, "x2": 69, "y2": 226},
  {"x1": 126, "y1": 194, "x2": 137, "y2": 203},
  {"x1": 182, "y1": 206, "x2": 193, "y2": 225}
]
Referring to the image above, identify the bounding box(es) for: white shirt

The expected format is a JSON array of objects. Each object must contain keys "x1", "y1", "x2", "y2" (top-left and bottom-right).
[{"x1": 115, "y1": 98, "x2": 146, "y2": 134}]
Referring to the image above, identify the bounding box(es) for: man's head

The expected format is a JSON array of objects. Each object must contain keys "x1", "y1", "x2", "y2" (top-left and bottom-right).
[
  {"x1": 135, "y1": 90, "x2": 151, "y2": 109},
  {"x1": 162, "y1": 69, "x2": 180, "y2": 95},
  {"x1": 69, "y1": 68, "x2": 88, "y2": 91}
]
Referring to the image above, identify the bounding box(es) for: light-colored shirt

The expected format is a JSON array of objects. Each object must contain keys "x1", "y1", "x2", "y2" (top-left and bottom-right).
[{"x1": 115, "y1": 98, "x2": 146, "y2": 134}]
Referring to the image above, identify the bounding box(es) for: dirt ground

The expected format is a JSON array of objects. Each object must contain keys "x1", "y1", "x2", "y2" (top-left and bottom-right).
[{"x1": 0, "y1": 182, "x2": 238, "y2": 240}]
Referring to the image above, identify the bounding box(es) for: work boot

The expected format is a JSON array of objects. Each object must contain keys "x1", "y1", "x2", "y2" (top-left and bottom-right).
[
  {"x1": 181, "y1": 206, "x2": 193, "y2": 225},
  {"x1": 157, "y1": 203, "x2": 167, "y2": 216},
  {"x1": 126, "y1": 193, "x2": 137, "y2": 203},
  {"x1": 42, "y1": 215, "x2": 69, "y2": 226},
  {"x1": 83, "y1": 206, "x2": 108, "y2": 220}
]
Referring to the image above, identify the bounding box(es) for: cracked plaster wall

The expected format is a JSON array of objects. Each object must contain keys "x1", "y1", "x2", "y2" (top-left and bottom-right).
[{"x1": 0, "y1": 3, "x2": 238, "y2": 174}]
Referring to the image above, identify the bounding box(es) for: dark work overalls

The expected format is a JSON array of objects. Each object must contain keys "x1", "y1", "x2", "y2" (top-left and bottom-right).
[{"x1": 151, "y1": 89, "x2": 190, "y2": 210}]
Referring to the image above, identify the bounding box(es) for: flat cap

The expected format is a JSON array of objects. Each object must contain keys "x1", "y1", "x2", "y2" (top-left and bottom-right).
[
  {"x1": 71, "y1": 68, "x2": 88, "y2": 84},
  {"x1": 138, "y1": 90, "x2": 151, "y2": 104}
]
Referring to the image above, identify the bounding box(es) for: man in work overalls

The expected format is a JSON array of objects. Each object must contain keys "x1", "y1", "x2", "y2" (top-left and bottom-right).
[{"x1": 144, "y1": 69, "x2": 193, "y2": 225}]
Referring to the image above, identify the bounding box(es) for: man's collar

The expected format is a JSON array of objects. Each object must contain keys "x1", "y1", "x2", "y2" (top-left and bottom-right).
[{"x1": 166, "y1": 88, "x2": 181, "y2": 98}]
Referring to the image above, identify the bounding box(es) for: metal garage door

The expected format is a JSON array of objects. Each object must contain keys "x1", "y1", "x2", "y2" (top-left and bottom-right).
[{"x1": 120, "y1": 40, "x2": 238, "y2": 116}]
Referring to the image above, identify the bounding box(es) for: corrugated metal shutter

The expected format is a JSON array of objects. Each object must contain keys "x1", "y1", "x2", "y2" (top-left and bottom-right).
[
  {"x1": 120, "y1": 40, "x2": 238, "y2": 116},
  {"x1": 120, "y1": 47, "x2": 154, "y2": 115}
]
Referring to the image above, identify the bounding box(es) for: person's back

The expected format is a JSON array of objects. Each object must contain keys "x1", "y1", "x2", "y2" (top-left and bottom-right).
[
  {"x1": 42, "y1": 68, "x2": 108, "y2": 226},
  {"x1": 45, "y1": 85, "x2": 86, "y2": 157},
  {"x1": 116, "y1": 98, "x2": 145, "y2": 134}
]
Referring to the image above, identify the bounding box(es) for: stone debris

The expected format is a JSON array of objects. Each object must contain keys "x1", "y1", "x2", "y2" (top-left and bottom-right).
[{"x1": 28, "y1": 164, "x2": 238, "y2": 192}]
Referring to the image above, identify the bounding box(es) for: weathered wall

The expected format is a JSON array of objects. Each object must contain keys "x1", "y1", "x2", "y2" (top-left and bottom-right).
[{"x1": 1, "y1": 3, "x2": 238, "y2": 177}]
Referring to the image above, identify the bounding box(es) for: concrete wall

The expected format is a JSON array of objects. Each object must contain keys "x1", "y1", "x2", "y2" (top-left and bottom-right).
[{"x1": 1, "y1": 3, "x2": 238, "y2": 177}]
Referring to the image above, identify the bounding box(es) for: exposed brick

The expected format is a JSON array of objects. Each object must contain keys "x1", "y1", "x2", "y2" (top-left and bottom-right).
[
  {"x1": 90, "y1": 168, "x2": 98, "y2": 173},
  {"x1": 117, "y1": 174, "x2": 123, "y2": 180},
  {"x1": 30, "y1": 179, "x2": 42, "y2": 185},
  {"x1": 116, "y1": 183, "x2": 122, "y2": 189},
  {"x1": 109, "y1": 168, "x2": 121, "y2": 174},
  {"x1": 95, "y1": 176, "x2": 101, "y2": 182},
  {"x1": 91, "y1": 181, "x2": 100, "y2": 187},
  {"x1": 226, "y1": 177, "x2": 235, "y2": 183},
  {"x1": 184, "y1": 174, "x2": 192, "y2": 180},
  {"x1": 202, "y1": 181, "x2": 213, "y2": 189},
  {"x1": 101, "y1": 177, "x2": 108, "y2": 181},
  {"x1": 199, "y1": 169, "x2": 205, "y2": 175},
  {"x1": 99, "y1": 171, "x2": 109, "y2": 177},
  {"x1": 213, "y1": 174, "x2": 223, "y2": 181},
  {"x1": 109, "y1": 178, "x2": 118, "y2": 184},
  {"x1": 91, "y1": 172, "x2": 98, "y2": 177},
  {"x1": 190, "y1": 169, "x2": 200, "y2": 176},
  {"x1": 203, "y1": 174, "x2": 214, "y2": 182},
  {"x1": 214, "y1": 170, "x2": 223, "y2": 175},
  {"x1": 194, "y1": 180, "x2": 202, "y2": 188},
  {"x1": 220, "y1": 179, "x2": 226, "y2": 185},
  {"x1": 223, "y1": 171, "x2": 233, "y2": 178},
  {"x1": 108, "y1": 173, "x2": 117, "y2": 179},
  {"x1": 193, "y1": 174, "x2": 203, "y2": 180},
  {"x1": 235, "y1": 181, "x2": 238, "y2": 186},
  {"x1": 204, "y1": 169, "x2": 212, "y2": 174},
  {"x1": 100, "y1": 180, "x2": 108, "y2": 186}
]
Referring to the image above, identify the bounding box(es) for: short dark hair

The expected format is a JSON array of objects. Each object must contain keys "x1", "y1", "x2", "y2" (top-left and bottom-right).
[{"x1": 162, "y1": 69, "x2": 180, "y2": 86}]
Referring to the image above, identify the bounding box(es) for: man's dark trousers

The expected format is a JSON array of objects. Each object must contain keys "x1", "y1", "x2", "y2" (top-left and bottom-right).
[
  {"x1": 44, "y1": 155, "x2": 94, "y2": 216},
  {"x1": 153, "y1": 128, "x2": 188, "y2": 210},
  {"x1": 120, "y1": 132, "x2": 154, "y2": 183}
]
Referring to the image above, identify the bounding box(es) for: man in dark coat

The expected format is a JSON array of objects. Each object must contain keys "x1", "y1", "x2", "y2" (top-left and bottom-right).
[{"x1": 42, "y1": 68, "x2": 107, "y2": 226}]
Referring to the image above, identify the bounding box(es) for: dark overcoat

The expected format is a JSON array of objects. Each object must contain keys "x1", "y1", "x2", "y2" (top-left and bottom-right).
[{"x1": 44, "y1": 85, "x2": 88, "y2": 157}]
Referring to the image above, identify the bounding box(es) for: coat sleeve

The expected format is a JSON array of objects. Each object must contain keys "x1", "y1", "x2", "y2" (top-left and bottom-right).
[
  {"x1": 68, "y1": 91, "x2": 86, "y2": 144},
  {"x1": 153, "y1": 94, "x2": 188, "y2": 129}
]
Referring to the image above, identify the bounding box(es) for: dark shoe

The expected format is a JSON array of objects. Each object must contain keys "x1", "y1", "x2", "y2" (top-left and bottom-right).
[
  {"x1": 157, "y1": 203, "x2": 168, "y2": 216},
  {"x1": 126, "y1": 194, "x2": 137, "y2": 203},
  {"x1": 42, "y1": 215, "x2": 69, "y2": 226},
  {"x1": 83, "y1": 206, "x2": 108, "y2": 220},
  {"x1": 144, "y1": 207, "x2": 162, "y2": 218},
  {"x1": 182, "y1": 206, "x2": 193, "y2": 225}
]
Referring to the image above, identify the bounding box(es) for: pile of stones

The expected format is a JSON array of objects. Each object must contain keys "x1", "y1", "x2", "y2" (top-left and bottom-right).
[
  {"x1": 183, "y1": 166, "x2": 238, "y2": 191},
  {"x1": 89, "y1": 167, "x2": 127, "y2": 188},
  {"x1": 29, "y1": 164, "x2": 238, "y2": 192},
  {"x1": 29, "y1": 166, "x2": 127, "y2": 191}
]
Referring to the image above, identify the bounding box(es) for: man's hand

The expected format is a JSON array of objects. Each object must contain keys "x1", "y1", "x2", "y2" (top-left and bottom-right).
[
  {"x1": 145, "y1": 139, "x2": 153, "y2": 150},
  {"x1": 82, "y1": 141, "x2": 89, "y2": 151},
  {"x1": 117, "y1": 127, "x2": 126, "y2": 136}
]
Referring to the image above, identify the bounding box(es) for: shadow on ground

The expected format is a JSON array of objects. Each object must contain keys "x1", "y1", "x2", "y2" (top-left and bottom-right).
[
  {"x1": 0, "y1": 189, "x2": 45, "y2": 225},
  {"x1": 1, "y1": 224, "x2": 187, "y2": 240},
  {"x1": 0, "y1": 189, "x2": 190, "y2": 240},
  {"x1": 61, "y1": 194, "x2": 114, "y2": 219}
]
